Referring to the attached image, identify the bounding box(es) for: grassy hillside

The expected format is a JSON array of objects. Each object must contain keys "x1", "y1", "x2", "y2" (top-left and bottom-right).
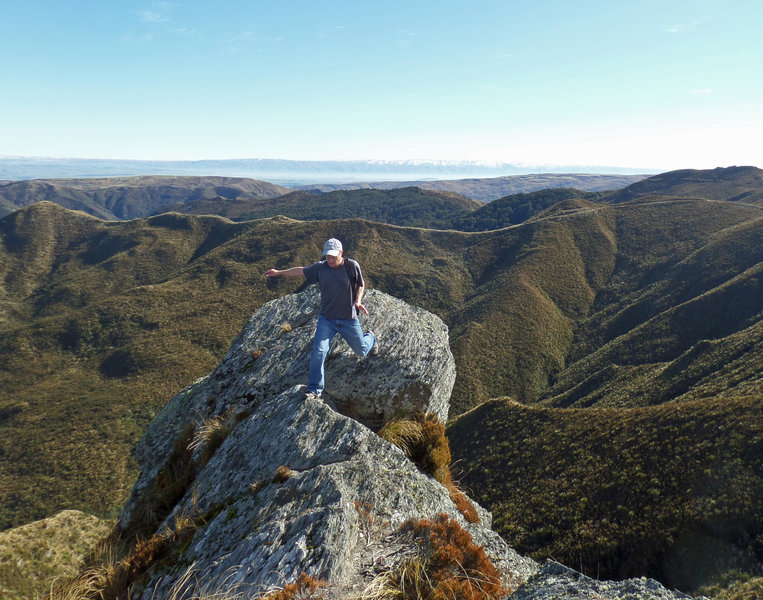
[
  {"x1": 0, "y1": 510, "x2": 112, "y2": 599},
  {"x1": 447, "y1": 188, "x2": 605, "y2": 231},
  {"x1": 0, "y1": 204, "x2": 473, "y2": 529},
  {"x1": 0, "y1": 197, "x2": 20, "y2": 220},
  {"x1": 1, "y1": 189, "x2": 760, "y2": 533},
  {"x1": 541, "y1": 197, "x2": 763, "y2": 407},
  {"x1": 0, "y1": 173, "x2": 647, "y2": 227},
  {"x1": 607, "y1": 166, "x2": 763, "y2": 205},
  {"x1": 171, "y1": 186, "x2": 608, "y2": 232},
  {"x1": 448, "y1": 396, "x2": 763, "y2": 593},
  {"x1": 0, "y1": 176, "x2": 289, "y2": 220},
  {"x1": 167, "y1": 186, "x2": 483, "y2": 227}
]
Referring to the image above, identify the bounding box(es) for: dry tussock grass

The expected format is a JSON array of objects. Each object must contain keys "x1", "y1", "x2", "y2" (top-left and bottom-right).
[
  {"x1": 45, "y1": 509, "x2": 200, "y2": 600},
  {"x1": 377, "y1": 417, "x2": 425, "y2": 456},
  {"x1": 379, "y1": 412, "x2": 480, "y2": 524},
  {"x1": 273, "y1": 465, "x2": 296, "y2": 483},
  {"x1": 362, "y1": 514, "x2": 506, "y2": 600},
  {"x1": 259, "y1": 572, "x2": 327, "y2": 600},
  {"x1": 188, "y1": 408, "x2": 247, "y2": 469}
]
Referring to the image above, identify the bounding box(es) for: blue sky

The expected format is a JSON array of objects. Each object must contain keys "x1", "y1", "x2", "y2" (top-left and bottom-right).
[{"x1": 1, "y1": 0, "x2": 762, "y2": 170}]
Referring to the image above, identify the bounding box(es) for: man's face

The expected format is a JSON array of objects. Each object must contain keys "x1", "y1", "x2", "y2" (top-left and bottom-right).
[{"x1": 326, "y1": 252, "x2": 343, "y2": 267}]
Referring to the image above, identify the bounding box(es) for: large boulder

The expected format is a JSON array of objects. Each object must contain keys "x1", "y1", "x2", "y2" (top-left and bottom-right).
[
  {"x1": 121, "y1": 288, "x2": 455, "y2": 520},
  {"x1": 117, "y1": 289, "x2": 536, "y2": 598}
]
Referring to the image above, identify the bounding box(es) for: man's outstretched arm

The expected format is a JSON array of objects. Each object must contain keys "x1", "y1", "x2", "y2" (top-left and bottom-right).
[{"x1": 264, "y1": 267, "x2": 305, "y2": 278}]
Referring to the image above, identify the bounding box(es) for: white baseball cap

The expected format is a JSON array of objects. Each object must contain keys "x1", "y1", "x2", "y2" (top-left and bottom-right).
[{"x1": 323, "y1": 238, "x2": 343, "y2": 257}]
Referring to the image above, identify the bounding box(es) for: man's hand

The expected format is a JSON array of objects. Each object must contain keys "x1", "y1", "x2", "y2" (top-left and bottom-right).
[
  {"x1": 356, "y1": 302, "x2": 369, "y2": 315},
  {"x1": 264, "y1": 268, "x2": 280, "y2": 277}
]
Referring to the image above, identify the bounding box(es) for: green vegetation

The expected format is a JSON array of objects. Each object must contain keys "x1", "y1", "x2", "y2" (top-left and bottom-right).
[
  {"x1": 709, "y1": 577, "x2": 763, "y2": 600},
  {"x1": 447, "y1": 396, "x2": 763, "y2": 593},
  {"x1": 0, "y1": 510, "x2": 112, "y2": 599},
  {"x1": 0, "y1": 196, "x2": 17, "y2": 219},
  {"x1": 608, "y1": 166, "x2": 763, "y2": 205},
  {"x1": 173, "y1": 186, "x2": 483, "y2": 229},
  {"x1": 1, "y1": 173, "x2": 760, "y2": 533},
  {"x1": 448, "y1": 188, "x2": 604, "y2": 231},
  {"x1": 543, "y1": 199, "x2": 763, "y2": 407},
  {"x1": 46, "y1": 508, "x2": 203, "y2": 600}
]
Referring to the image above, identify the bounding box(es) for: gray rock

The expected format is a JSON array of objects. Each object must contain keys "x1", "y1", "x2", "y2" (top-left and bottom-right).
[
  {"x1": 120, "y1": 288, "x2": 455, "y2": 533},
  {"x1": 225, "y1": 286, "x2": 455, "y2": 428},
  {"x1": 118, "y1": 289, "x2": 535, "y2": 598},
  {"x1": 132, "y1": 386, "x2": 537, "y2": 598},
  {"x1": 509, "y1": 560, "x2": 705, "y2": 600}
]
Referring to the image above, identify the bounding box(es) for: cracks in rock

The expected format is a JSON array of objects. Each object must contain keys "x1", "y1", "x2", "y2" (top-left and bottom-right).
[{"x1": 321, "y1": 391, "x2": 386, "y2": 432}]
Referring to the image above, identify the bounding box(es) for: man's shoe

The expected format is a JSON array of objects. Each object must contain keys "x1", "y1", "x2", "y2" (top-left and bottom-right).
[
  {"x1": 368, "y1": 332, "x2": 379, "y2": 355},
  {"x1": 304, "y1": 391, "x2": 321, "y2": 401}
]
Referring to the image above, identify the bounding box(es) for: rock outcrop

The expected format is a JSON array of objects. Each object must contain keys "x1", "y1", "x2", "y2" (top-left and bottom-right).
[
  {"x1": 118, "y1": 288, "x2": 535, "y2": 598},
  {"x1": 116, "y1": 288, "x2": 703, "y2": 600},
  {"x1": 511, "y1": 561, "x2": 701, "y2": 600}
]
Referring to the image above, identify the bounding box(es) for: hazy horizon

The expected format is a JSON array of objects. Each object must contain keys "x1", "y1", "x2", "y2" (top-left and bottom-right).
[{"x1": 0, "y1": 155, "x2": 662, "y2": 184}]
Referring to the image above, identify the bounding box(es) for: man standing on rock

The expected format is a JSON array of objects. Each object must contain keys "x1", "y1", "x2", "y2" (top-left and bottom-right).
[{"x1": 265, "y1": 238, "x2": 377, "y2": 399}]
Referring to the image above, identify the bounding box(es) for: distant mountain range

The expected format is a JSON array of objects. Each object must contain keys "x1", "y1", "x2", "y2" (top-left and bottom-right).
[
  {"x1": 0, "y1": 156, "x2": 656, "y2": 184},
  {"x1": 0, "y1": 173, "x2": 650, "y2": 222},
  {"x1": 296, "y1": 173, "x2": 650, "y2": 201}
]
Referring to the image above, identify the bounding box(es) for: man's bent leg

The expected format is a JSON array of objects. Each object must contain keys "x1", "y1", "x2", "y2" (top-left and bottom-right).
[
  {"x1": 339, "y1": 318, "x2": 376, "y2": 357},
  {"x1": 307, "y1": 315, "x2": 337, "y2": 396}
]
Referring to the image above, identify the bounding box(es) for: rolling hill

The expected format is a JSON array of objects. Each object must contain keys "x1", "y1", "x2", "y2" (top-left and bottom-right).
[
  {"x1": 298, "y1": 173, "x2": 649, "y2": 202},
  {"x1": 0, "y1": 173, "x2": 648, "y2": 225},
  {"x1": 163, "y1": 186, "x2": 483, "y2": 227},
  {"x1": 0, "y1": 176, "x2": 289, "y2": 220},
  {"x1": 446, "y1": 188, "x2": 604, "y2": 231},
  {"x1": 608, "y1": 166, "x2": 763, "y2": 205}
]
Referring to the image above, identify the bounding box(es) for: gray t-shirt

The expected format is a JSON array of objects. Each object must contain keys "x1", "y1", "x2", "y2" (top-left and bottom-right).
[{"x1": 303, "y1": 259, "x2": 364, "y2": 319}]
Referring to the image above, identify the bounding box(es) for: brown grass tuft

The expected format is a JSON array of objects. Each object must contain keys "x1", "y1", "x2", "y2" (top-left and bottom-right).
[
  {"x1": 46, "y1": 509, "x2": 200, "y2": 600},
  {"x1": 380, "y1": 412, "x2": 480, "y2": 523},
  {"x1": 261, "y1": 572, "x2": 326, "y2": 600},
  {"x1": 378, "y1": 417, "x2": 425, "y2": 457},
  {"x1": 273, "y1": 465, "x2": 295, "y2": 483},
  {"x1": 367, "y1": 514, "x2": 506, "y2": 600},
  {"x1": 188, "y1": 407, "x2": 246, "y2": 469},
  {"x1": 122, "y1": 421, "x2": 198, "y2": 542},
  {"x1": 448, "y1": 486, "x2": 481, "y2": 525}
]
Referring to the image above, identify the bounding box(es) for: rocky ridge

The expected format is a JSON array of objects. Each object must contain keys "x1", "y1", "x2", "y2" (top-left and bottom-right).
[
  {"x1": 512, "y1": 561, "x2": 700, "y2": 600},
  {"x1": 116, "y1": 288, "x2": 702, "y2": 599}
]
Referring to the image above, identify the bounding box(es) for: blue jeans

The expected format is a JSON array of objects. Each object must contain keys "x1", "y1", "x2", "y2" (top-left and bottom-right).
[{"x1": 307, "y1": 314, "x2": 376, "y2": 396}]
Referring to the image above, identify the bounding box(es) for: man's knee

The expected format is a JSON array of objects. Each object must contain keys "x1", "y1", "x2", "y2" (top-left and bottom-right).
[
  {"x1": 312, "y1": 337, "x2": 331, "y2": 355},
  {"x1": 348, "y1": 334, "x2": 371, "y2": 357}
]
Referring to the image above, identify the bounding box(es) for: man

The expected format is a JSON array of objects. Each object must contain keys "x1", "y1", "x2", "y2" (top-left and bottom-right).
[{"x1": 264, "y1": 238, "x2": 377, "y2": 399}]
